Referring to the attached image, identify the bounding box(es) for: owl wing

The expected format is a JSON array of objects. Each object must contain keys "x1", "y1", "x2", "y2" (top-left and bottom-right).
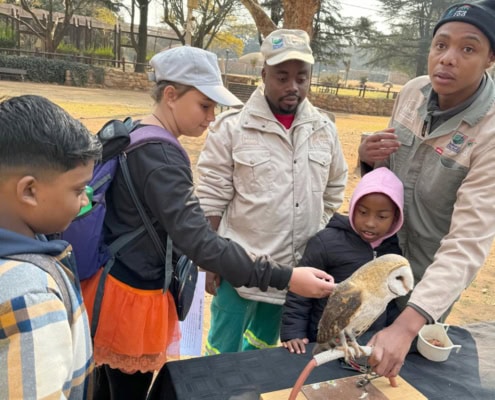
[{"x1": 316, "y1": 281, "x2": 362, "y2": 344}]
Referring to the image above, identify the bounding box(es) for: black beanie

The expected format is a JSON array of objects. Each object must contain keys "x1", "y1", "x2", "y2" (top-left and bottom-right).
[{"x1": 433, "y1": 1, "x2": 495, "y2": 51}]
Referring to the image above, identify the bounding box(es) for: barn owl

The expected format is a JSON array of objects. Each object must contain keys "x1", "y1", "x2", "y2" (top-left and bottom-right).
[{"x1": 313, "y1": 254, "x2": 414, "y2": 361}]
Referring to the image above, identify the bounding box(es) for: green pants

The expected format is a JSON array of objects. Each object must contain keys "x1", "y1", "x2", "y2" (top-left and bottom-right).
[{"x1": 205, "y1": 279, "x2": 283, "y2": 355}]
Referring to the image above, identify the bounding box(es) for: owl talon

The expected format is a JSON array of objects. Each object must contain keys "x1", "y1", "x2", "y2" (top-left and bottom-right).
[{"x1": 350, "y1": 341, "x2": 366, "y2": 359}]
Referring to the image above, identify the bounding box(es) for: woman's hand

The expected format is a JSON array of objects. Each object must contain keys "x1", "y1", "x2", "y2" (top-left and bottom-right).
[{"x1": 289, "y1": 267, "x2": 335, "y2": 298}]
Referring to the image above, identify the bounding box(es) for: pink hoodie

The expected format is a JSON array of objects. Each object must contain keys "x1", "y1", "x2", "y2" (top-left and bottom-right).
[{"x1": 349, "y1": 167, "x2": 404, "y2": 248}]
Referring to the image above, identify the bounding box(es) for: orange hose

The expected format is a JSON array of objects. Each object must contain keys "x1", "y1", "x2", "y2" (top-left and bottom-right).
[
  {"x1": 288, "y1": 358, "x2": 317, "y2": 400},
  {"x1": 288, "y1": 345, "x2": 397, "y2": 399}
]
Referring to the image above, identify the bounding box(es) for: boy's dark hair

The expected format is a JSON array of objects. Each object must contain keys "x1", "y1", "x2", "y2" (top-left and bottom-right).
[{"x1": 0, "y1": 95, "x2": 101, "y2": 174}]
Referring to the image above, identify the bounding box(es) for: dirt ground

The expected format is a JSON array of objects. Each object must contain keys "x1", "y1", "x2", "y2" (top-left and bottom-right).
[{"x1": 2, "y1": 80, "x2": 493, "y2": 349}]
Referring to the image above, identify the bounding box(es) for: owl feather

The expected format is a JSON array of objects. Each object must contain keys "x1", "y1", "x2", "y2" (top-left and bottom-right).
[{"x1": 313, "y1": 254, "x2": 414, "y2": 361}]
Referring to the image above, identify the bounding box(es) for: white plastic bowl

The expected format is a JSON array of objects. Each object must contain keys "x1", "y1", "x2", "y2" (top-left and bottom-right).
[{"x1": 417, "y1": 323, "x2": 461, "y2": 362}]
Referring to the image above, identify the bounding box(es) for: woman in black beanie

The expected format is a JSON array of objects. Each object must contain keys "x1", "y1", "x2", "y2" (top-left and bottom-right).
[{"x1": 358, "y1": 0, "x2": 495, "y2": 383}]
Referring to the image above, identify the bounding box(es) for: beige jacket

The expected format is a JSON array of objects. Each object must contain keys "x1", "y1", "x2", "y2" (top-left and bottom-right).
[
  {"x1": 385, "y1": 74, "x2": 495, "y2": 321},
  {"x1": 197, "y1": 86, "x2": 348, "y2": 304}
]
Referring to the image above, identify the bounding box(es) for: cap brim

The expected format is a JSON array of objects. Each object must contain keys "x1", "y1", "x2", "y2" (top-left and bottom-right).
[
  {"x1": 266, "y1": 51, "x2": 314, "y2": 66},
  {"x1": 196, "y1": 85, "x2": 244, "y2": 107}
]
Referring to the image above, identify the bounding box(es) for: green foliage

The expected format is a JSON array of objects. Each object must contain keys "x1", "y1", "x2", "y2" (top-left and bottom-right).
[
  {"x1": 56, "y1": 42, "x2": 80, "y2": 55},
  {"x1": 0, "y1": 54, "x2": 105, "y2": 86},
  {"x1": 0, "y1": 36, "x2": 16, "y2": 48},
  {"x1": 92, "y1": 46, "x2": 114, "y2": 59},
  {"x1": 0, "y1": 26, "x2": 16, "y2": 48},
  {"x1": 82, "y1": 46, "x2": 114, "y2": 60}
]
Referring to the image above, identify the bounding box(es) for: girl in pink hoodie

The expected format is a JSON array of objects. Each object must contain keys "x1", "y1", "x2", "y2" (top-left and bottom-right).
[{"x1": 281, "y1": 167, "x2": 404, "y2": 354}]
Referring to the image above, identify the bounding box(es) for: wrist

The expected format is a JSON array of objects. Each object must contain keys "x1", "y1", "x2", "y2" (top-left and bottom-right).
[{"x1": 393, "y1": 306, "x2": 427, "y2": 340}]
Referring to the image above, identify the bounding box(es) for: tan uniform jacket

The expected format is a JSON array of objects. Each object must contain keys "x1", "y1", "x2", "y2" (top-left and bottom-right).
[
  {"x1": 197, "y1": 86, "x2": 348, "y2": 303},
  {"x1": 385, "y1": 74, "x2": 495, "y2": 321}
]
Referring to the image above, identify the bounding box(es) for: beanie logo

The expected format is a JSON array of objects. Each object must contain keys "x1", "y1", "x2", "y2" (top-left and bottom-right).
[{"x1": 446, "y1": 4, "x2": 471, "y2": 18}]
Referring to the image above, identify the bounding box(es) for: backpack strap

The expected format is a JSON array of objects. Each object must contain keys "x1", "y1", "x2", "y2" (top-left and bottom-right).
[
  {"x1": 128, "y1": 125, "x2": 191, "y2": 166},
  {"x1": 119, "y1": 152, "x2": 173, "y2": 291},
  {"x1": 91, "y1": 124, "x2": 180, "y2": 338},
  {"x1": 90, "y1": 225, "x2": 147, "y2": 338},
  {"x1": 7, "y1": 253, "x2": 74, "y2": 325},
  {"x1": 123, "y1": 124, "x2": 186, "y2": 291}
]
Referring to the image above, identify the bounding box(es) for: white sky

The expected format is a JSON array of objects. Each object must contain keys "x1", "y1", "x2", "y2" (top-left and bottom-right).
[
  {"x1": 147, "y1": 0, "x2": 386, "y2": 29},
  {"x1": 339, "y1": 0, "x2": 382, "y2": 18}
]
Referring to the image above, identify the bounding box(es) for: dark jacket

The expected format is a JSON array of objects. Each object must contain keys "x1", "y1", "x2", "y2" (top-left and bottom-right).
[
  {"x1": 104, "y1": 125, "x2": 291, "y2": 290},
  {"x1": 280, "y1": 214, "x2": 402, "y2": 342}
]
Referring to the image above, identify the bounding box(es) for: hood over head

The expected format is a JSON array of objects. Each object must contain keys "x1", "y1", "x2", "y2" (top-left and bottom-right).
[{"x1": 349, "y1": 167, "x2": 404, "y2": 248}]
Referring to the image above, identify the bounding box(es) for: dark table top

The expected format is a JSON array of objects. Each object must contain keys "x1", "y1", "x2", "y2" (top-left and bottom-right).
[{"x1": 148, "y1": 323, "x2": 495, "y2": 400}]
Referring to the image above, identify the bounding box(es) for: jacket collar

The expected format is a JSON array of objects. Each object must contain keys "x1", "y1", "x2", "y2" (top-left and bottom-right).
[
  {"x1": 241, "y1": 85, "x2": 333, "y2": 134},
  {"x1": 419, "y1": 72, "x2": 495, "y2": 134}
]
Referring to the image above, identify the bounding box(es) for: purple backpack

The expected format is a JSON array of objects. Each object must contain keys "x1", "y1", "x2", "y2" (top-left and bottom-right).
[
  {"x1": 57, "y1": 118, "x2": 199, "y2": 331},
  {"x1": 59, "y1": 118, "x2": 189, "y2": 280}
]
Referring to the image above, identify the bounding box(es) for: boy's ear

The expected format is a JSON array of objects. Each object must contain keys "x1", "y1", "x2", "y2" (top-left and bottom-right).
[{"x1": 17, "y1": 176, "x2": 38, "y2": 206}]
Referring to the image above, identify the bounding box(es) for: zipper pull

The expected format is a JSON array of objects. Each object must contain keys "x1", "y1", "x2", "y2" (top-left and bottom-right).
[{"x1": 421, "y1": 114, "x2": 432, "y2": 137}]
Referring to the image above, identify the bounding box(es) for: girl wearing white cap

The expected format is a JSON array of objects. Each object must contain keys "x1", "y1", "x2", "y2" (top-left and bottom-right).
[{"x1": 81, "y1": 46, "x2": 335, "y2": 399}]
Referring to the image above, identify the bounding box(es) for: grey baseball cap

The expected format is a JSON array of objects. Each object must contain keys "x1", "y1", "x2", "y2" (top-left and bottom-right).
[{"x1": 149, "y1": 46, "x2": 243, "y2": 107}]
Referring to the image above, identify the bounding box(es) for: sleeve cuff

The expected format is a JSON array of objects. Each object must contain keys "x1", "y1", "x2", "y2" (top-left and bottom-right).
[{"x1": 407, "y1": 302, "x2": 435, "y2": 324}]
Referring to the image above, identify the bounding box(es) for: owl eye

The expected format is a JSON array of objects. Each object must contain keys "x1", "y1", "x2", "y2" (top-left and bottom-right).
[{"x1": 396, "y1": 275, "x2": 404, "y2": 282}]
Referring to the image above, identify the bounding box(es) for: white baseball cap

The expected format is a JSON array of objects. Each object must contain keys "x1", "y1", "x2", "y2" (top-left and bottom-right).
[
  {"x1": 260, "y1": 29, "x2": 314, "y2": 66},
  {"x1": 149, "y1": 46, "x2": 243, "y2": 107}
]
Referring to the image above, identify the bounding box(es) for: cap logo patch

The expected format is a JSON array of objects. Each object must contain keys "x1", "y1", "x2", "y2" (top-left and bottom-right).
[{"x1": 271, "y1": 37, "x2": 284, "y2": 50}]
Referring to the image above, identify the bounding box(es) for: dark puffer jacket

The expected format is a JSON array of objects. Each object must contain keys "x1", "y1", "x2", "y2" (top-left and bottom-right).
[{"x1": 280, "y1": 214, "x2": 402, "y2": 342}]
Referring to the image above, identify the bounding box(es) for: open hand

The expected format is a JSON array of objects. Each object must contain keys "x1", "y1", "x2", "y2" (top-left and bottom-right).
[{"x1": 358, "y1": 128, "x2": 400, "y2": 166}]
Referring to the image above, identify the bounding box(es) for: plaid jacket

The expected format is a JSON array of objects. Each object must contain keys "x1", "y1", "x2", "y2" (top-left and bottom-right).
[{"x1": 0, "y1": 249, "x2": 94, "y2": 399}]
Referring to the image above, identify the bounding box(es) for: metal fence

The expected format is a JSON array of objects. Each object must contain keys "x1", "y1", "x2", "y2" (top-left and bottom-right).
[
  {"x1": 0, "y1": 47, "x2": 149, "y2": 73},
  {"x1": 1, "y1": 47, "x2": 399, "y2": 99},
  {"x1": 311, "y1": 83, "x2": 398, "y2": 99}
]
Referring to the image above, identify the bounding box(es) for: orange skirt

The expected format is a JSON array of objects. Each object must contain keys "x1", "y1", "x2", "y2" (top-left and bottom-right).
[{"x1": 81, "y1": 268, "x2": 181, "y2": 374}]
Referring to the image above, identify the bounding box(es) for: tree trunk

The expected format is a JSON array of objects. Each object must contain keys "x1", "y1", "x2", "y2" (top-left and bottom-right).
[
  {"x1": 240, "y1": 0, "x2": 319, "y2": 38},
  {"x1": 239, "y1": 0, "x2": 277, "y2": 37},
  {"x1": 135, "y1": 0, "x2": 149, "y2": 73},
  {"x1": 282, "y1": 0, "x2": 319, "y2": 37}
]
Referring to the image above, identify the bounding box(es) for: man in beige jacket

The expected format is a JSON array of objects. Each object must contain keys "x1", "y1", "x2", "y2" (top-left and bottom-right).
[
  {"x1": 359, "y1": 0, "x2": 495, "y2": 380},
  {"x1": 197, "y1": 29, "x2": 348, "y2": 354}
]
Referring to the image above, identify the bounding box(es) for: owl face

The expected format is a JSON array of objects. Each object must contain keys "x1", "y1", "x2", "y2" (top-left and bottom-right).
[{"x1": 386, "y1": 264, "x2": 414, "y2": 298}]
